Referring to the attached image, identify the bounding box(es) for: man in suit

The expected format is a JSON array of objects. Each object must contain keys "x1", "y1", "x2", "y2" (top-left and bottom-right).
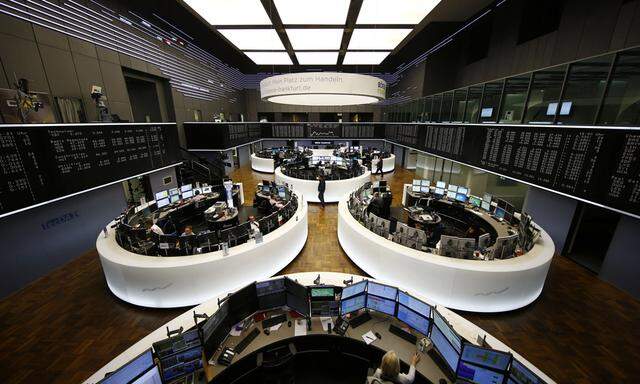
[{"x1": 317, "y1": 175, "x2": 326, "y2": 208}]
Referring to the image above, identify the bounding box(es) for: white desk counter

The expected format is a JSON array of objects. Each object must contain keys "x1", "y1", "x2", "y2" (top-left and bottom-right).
[
  {"x1": 97, "y1": 197, "x2": 308, "y2": 308},
  {"x1": 275, "y1": 166, "x2": 371, "y2": 203},
  {"x1": 250, "y1": 153, "x2": 275, "y2": 173},
  {"x1": 337, "y1": 197, "x2": 554, "y2": 312},
  {"x1": 82, "y1": 271, "x2": 555, "y2": 384}
]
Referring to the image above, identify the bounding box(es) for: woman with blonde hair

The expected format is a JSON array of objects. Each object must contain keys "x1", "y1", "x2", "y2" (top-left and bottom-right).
[{"x1": 370, "y1": 350, "x2": 421, "y2": 384}]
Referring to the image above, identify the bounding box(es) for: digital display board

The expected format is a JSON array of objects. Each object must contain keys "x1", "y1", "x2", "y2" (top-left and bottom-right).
[{"x1": 0, "y1": 123, "x2": 180, "y2": 218}]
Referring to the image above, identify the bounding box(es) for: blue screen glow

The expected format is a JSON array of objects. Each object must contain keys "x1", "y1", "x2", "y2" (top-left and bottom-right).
[
  {"x1": 397, "y1": 305, "x2": 430, "y2": 335},
  {"x1": 366, "y1": 295, "x2": 396, "y2": 316},
  {"x1": 398, "y1": 292, "x2": 430, "y2": 317},
  {"x1": 367, "y1": 282, "x2": 398, "y2": 300},
  {"x1": 461, "y1": 344, "x2": 511, "y2": 371},
  {"x1": 430, "y1": 326, "x2": 460, "y2": 372},
  {"x1": 342, "y1": 281, "x2": 367, "y2": 299},
  {"x1": 341, "y1": 295, "x2": 365, "y2": 314}
]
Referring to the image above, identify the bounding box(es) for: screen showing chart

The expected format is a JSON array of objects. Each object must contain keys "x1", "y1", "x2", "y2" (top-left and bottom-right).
[
  {"x1": 367, "y1": 282, "x2": 398, "y2": 300},
  {"x1": 366, "y1": 295, "x2": 396, "y2": 315},
  {"x1": 342, "y1": 280, "x2": 367, "y2": 299},
  {"x1": 461, "y1": 344, "x2": 511, "y2": 371},
  {"x1": 457, "y1": 360, "x2": 505, "y2": 384},
  {"x1": 433, "y1": 310, "x2": 462, "y2": 352},
  {"x1": 430, "y1": 326, "x2": 460, "y2": 372},
  {"x1": 310, "y1": 287, "x2": 335, "y2": 298},
  {"x1": 341, "y1": 295, "x2": 365, "y2": 314},
  {"x1": 398, "y1": 291, "x2": 430, "y2": 317},
  {"x1": 509, "y1": 358, "x2": 546, "y2": 384},
  {"x1": 397, "y1": 304, "x2": 430, "y2": 335}
]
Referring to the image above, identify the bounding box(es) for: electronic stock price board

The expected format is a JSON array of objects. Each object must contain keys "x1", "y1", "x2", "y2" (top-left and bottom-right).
[
  {"x1": 0, "y1": 123, "x2": 181, "y2": 218},
  {"x1": 386, "y1": 123, "x2": 640, "y2": 219}
]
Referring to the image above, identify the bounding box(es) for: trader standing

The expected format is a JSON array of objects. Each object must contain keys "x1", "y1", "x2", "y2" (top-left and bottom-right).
[
  {"x1": 317, "y1": 175, "x2": 326, "y2": 208},
  {"x1": 375, "y1": 155, "x2": 384, "y2": 178}
]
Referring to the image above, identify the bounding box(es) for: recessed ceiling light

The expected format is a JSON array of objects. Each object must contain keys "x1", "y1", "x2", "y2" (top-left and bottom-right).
[
  {"x1": 274, "y1": 0, "x2": 350, "y2": 24},
  {"x1": 343, "y1": 51, "x2": 391, "y2": 65},
  {"x1": 356, "y1": 0, "x2": 441, "y2": 24},
  {"x1": 218, "y1": 29, "x2": 285, "y2": 50},
  {"x1": 244, "y1": 51, "x2": 293, "y2": 65},
  {"x1": 348, "y1": 29, "x2": 412, "y2": 50},
  {"x1": 183, "y1": 0, "x2": 272, "y2": 25},
  {"x1": 286, "y1": 29, "x2": 344, "y2": 50},
  {"x1": 295, "y1": 51, "x2": 339, "y2": 65}
]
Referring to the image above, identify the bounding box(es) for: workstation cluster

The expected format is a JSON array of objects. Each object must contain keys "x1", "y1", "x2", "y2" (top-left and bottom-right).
[
  {"x1": 251, "y1": 146, "x2": 313, "y2": 173},
  {"x1": 88, "y1": 275, "x2": 548, "y2": 384},
  {"x1": 334, "y1": 145, "x2": 395, "y2": 174}
]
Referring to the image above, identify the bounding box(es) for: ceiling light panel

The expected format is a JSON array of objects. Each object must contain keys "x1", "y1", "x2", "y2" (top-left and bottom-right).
[
  {"x1": 356, "y1": 0, "x2": 441, "y2": 24},
  {"x1": 286, "y1": 29, "x2": 344, "y2": 50},
  {"x1": 244, "y1": 51, "x2": 293, "y2": 65},
  {"x1": 218, "y1": 29, "x2": 285, "y2": 50},
  {"x1": 348, "y1": 29, "x2": 412, "y2": 50},
  {"x1": 183, "y1": 0, "x2": 272, "y2": 25},
  {"x1": 343, "y1": 51, "x2": 391, "y2": 65},
  {"x1": 275, "y1": 0, "x2": 350, "y2": 24},
  {"x1": 295, "y1": 51, "x2": 339, "y2": 65}
]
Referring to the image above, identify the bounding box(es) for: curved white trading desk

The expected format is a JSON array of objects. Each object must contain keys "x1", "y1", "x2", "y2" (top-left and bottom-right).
[
  {"x1": 96, "y1": 197, "x2": 308, "y2": 308},
  {"x1": 371, "y1": 154, "x2": 396, "y2": 174},
  {"x1": 337, "y1": 198, "x2": 555, "y2": 313},
  {"x1": 250, "y1": 153, "x2": 276, "y2": 173},
  {"x1": 82, "y1": 271, "x2": 555, "y2": 384},
  {"x1": 275, "y1": 166, "x2": 371, "y2": 203}
]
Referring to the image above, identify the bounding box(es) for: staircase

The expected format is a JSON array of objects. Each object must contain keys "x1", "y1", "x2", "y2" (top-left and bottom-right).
[{"x1": 178, "y1": 147, "x2": 228, "y2": 186}]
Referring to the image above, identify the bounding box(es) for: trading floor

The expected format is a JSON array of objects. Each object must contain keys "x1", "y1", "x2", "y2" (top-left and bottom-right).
[{"x1": 0, "y1": 165, "x2": 638, "y2": 384}]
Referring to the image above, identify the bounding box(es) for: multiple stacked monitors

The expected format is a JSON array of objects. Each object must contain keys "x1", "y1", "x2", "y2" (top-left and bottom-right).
[
  {"x1": 397, "y1": 292, "x2": 431, "y2": 335},
  {"x1": 412, "y1": 179, "x2": 431, "y2": 193},
  {"x1": 156, "y1": 184, "x2": 205, "y2": 208},
  {"x1": 456, "y1": 344, "x2": 512, "y2": 384}
]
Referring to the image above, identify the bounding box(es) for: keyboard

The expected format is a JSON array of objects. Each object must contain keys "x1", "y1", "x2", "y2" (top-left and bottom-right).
[
  {"x1": 234, "y1": 328, "x2": 260, "y2": 354},
  {"x1": 389, "y1": 324, "x2": 417, "y2": 344},
  {"x1": 262, "y1": 313, "x2": 287, "y2": 329},
  {"x1": 348, "y1": 312, "x2": 372, "y2": 328}
]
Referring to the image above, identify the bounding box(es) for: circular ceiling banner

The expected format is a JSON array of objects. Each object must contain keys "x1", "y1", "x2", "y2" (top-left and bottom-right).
[{"x1": 260, "y1": 72, "x2": 386, "y2": 106}]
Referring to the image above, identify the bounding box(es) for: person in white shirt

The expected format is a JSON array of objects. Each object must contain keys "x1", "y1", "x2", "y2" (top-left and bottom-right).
[
  {"x1": 248, "y1": 216, "x2": 260, "y2": 236},
  {"x1": 370, "y1": 350, "x2": 420, "y2": 384},
  {"x1": 146, "y1": 219, "x2": 164, "y2": 235}
]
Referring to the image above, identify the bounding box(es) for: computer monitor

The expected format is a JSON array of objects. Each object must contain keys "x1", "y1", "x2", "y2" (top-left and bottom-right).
[
  {"x1": 560, "y1": 101, "x2": 572, "y2": 115},
  {"x1": 132, "y1": 365, "x2": 162, "y2": 384},
  {"x1": 366, "y1": 295, "x2": 396, "y2": 316},
  {"x1": 202, "y1": 186, "x2": 212, "y2": 193},
  {"x1": 396, "y1": 304, "x2": 430, "y2": 335},
  {"x1": 458, "y1": 186, "x2": 469, "y2": 195},
  {"x1": 430, "y1": 325, "x2": 460, "y2": 373},
  {"x1": 481, "y1": 107, "x2": 493, "y2": 118},
  {"x1": 256, "y1": 278, "x2": 286, "y2": 296},
  {"x1": 97, "y1": 348, "x2": 155, "y2": 384},
  {"x1": 481, "y1": 201, "x2": 491, "y2": 212},
  {"x1": 456, "y1": 360, "x2": 506, "y2": 384},
  {"x1": 169, "y1": 195, "x2": 180, "y2": 204},
  {"x1": 342, "y1": 280, "x2": 367, "y2": 299},
  {"x1": 469, "y1": 196, "x2": 482, "y2": 208},
  {"x1": 448, "y1": 185, "x2": 458, "y2": 193},
  {"x1": 398, "y1": 291, "x2": 431, "y2": 318},
  {"x1": 155, "y1": 190, "x2": 169, "y2": 200},
  {"x1": 340, "y1": 294, "x2": 365, "y2": 315},
  {"x1": 420, "y1": 186, "x2": 430, "y2": 193},
  {"x1": 482, "y1": 193, "x2": 492, "y2": 203},
  {"x1": 286, "y1": 292, "x2": 309, "y2": 317},
  {"x1": 169, "y1": 188, "x2": 179, "y2": 196},
  {"x1": 509, "y1": 358, "x2": 546, "y2": 384},
  {"x1": 157, "y1": 198, "x2": 170, "y2": 208},
  {"x1": 446, "y1": 190, "x2": 457, "y2": 199},
  {"x1": 367, "y1": 281, "x2": 398, "y2": 300},
  {"x1": 436, "y1": 181, "x2": 446, "y2": 189},
  {"x1": 546, "y1": 102, "x2": 558, "y2": 116},
  {"x1": 435, "y1": 187, "x2": 445, "y2": 196},
  {"x1": 461, "y1": 343, "x2": 511, "y2": 371},
  {"x1": 455, "y1": 193, "x2": 468, "y2": 203},
  {"x1": 478, "y1": 233, "x2": 491, "y2": 249},
  {"x1": 412, "y1": 185, "x2": 421, "y2": 193},
  {"x1": 433, "y1": 310, "x2": 462, "y2": 352},
  {"x1": 180, "y1": 184, "x2": 192, "y2": 193},
  {"x1": 494, "y1": 207, "x2": 506, "y2": 219},
  {"x1": 227, "y1": 282, "x2": 259, "y2": 326},
  {"x1": 181, "y1": 190, "x2": 193, "y2": 199},
  {"x1": 421, "y1": 180, "x2": 430, "y2": 187},
  {"x1": 497, "y1": 199, "x2": 507, "y2": 209},
  {"x1": 310, "y1": 287, "x2": 335, "y2": 298}
]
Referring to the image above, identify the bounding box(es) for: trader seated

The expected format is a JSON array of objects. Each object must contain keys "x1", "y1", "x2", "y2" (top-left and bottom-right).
[
  {"x1": 145, "y1": 219, "x2": 164, "y2": 236},
  {"x1": 367, "y1": 192, "x2": 386, "y2": 218},
  {"x1": 181, "y1": 225, "x2": 194, "y2": 237},
  {"x1": 368, "y1": 350, "x2": 420, "y2": 384}
]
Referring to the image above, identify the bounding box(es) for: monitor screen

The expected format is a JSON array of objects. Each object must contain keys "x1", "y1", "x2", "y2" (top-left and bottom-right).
[
  {"x1": 98, "y1": 349, "x2": 154, "y2": 384},
  {"x1": 481, "y1": 107, "x2": 493, "y2": 118},
  {"x1": 433, "y1": 310, "x2": 462, "y2": 352},
  {"x1": 481, "y1": 201, "x2": 491, "y2": 212},
  {"x1": 546, "y1": 102, "x2": 558, "y2": 116},
  {"x1": 436, "y1": 181, "x2": 446, "y2": 189},
  {"x1": 397, "y1": 304, "x2": 430, "y2": 335},
  {"x1": 180, "y1": 184, "x2": 192, "y2": 193},
  {"x1": 412, "y1": 186, "x2": 421, "y2": 193},
  {"x1": 509, "y1": 358, "x2": 546, "y2": 384},
  {"x1": 131, "y1": 365, "x2": 162, "y2": 384},
  {"x1": 498, "y1": 199, "x2": 507, "y2": 209},
  {"x1": 310, "y1": 287, "x2": 335, "y2": 298},
  {"x1": 286, "y1": 292, "x2": 309, "y2": 317},
  {"x1": 494, "y1": 207, "x2": 506, "y2": 219},
  {"x1": 420, "y1": 186, "x2": 430, "y2": 193},
  {"x1": 455, "y1": 193, "x2": 468, "y2": 203},
  {"x1": 469, "y1": 196, "x2": 482, "y2": 208},
  {"x1": 227, "y1": 283, "x2": 259, "y2": 326},
  {"x1": 421, "y1": 180, "x2": 430, "y2": 187},
  {"x1": 560, "y1": 101, "x2": 572, "y2": 115},
  {"x1": 169, "y1": 195, "x2": 180, "y2": 203},
  {"x1": 367, "y1": 282, "x2": 398, "y2": 300},
  {"x1": 430, "y1": 325, "x2": 460, "y2": 373},
  {"x1": 157, "y1": 198, "x2": 170, "y2": 208},
  {"x1": 342, "y1": 280, "x2": 367, "y2": 299},
  {"x1": 448, "y1": 185, "x2": 458, "y2": 193},
  {"x1": 413, "y1": 179, "x2": 421, "y2": 186},
  {"x1": 181, "y1": 190, "x2": 193, "y2": 199},
  {"x1": 446, "y1": 191, "x2": 457, "y2": 199},
  {"x1": 256, "y1": 278, "x2": 285, "y2": 296},
  {"x1": 461, "y1": 344, "x2": 511, "y2": 371},
  {"x1": 202, "y1": 186, "x2": 212, "y2": 193},
  {"x1": 435, "y1": 187, "x2": 445, "y2": 196},
  {"x1": 458, "y1": 187, "x2": 469, "y2": 195},
  {"x1": 366, "y1": 295, "x2": 396, "y2": 316},
  {"x1": 341, "y1": 294, "x2": 365, "y2": 314},
  {"x1": 169, "y1": 188, "x2": 179, "y2": 196},
  {"x1": 155, "y1": 190, "x2": 168, "y2": 200},
  {"x1": 483, "y1": 193, "x2": 492, "y2": 203},
  {"x1": 457, "y1": 360, "x2": 505, "y2": 384},
  {"x1": 398, "y1": 291, "x2": 430, "y2": 317}
]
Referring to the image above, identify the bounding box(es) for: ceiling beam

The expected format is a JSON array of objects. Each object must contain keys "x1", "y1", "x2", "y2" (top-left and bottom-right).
[
  {"x1": 260, "y1": 0, "x2": 298, "y2": 66},
  {"x1": 337, "y1": 0, "x2": 364, "y2": 67}
]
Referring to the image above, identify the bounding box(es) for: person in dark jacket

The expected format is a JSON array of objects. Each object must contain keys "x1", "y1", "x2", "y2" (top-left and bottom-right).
[
  {"x1": 375, "y1": 155, "x2": 384, "y2": 178},
  {"x1": 317, "y1": 175, "x2": 326, "y2": 208}
]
